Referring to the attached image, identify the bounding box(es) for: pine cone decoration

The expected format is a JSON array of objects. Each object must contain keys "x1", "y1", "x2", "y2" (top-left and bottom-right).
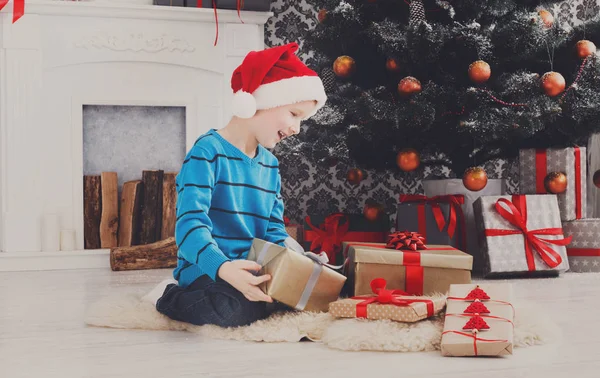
[
  {"x1": 409, "y1": 0, "x2": 426, "y2": 28},
  {"x1": 321, "y1": 67, "x2": 336, "y2": 93}
]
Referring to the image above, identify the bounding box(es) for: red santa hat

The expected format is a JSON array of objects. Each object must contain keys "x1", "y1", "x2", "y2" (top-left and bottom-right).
[{"x1": 230, "y1": 42, "x2": 327, "y2": 119}]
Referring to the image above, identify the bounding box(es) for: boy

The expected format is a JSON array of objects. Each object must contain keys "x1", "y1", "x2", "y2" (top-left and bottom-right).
[{"x1": 144, "y1": 42, "x2": 327, "y2": 328}]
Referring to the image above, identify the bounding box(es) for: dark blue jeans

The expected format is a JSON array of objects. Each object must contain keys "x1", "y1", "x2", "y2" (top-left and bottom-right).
[{"x1": 156, "y1": 275, "x2": 270, "y2": 328}]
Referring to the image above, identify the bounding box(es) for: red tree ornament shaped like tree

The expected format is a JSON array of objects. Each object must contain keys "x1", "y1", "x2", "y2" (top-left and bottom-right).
[
  {"x1": 464, "y1": 300, "x2": 491, "y2": 314},
  {"x1": 462, "y1": 315, "x2": 490, "y2": 331},
  {"x1": 465, "y1": 286, "x2": 491, "y2": 300}
]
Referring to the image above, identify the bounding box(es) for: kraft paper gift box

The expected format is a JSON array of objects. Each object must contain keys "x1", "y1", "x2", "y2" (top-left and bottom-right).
[
  {"x1": 283, "y1": 217, "x2": 303, "y2": 244},
  {"x1": 473, "y1": 194, "x2": 571, "y2": 277},
  {"x1": 562, "y1": 219, "x2": 600, "y2": 272},
  {"x1": 441, "y1": 283, "x2": 515, "y2": 357},
  {"x1": 329, "y1": 278, "x2": 446, "y2": 322},
  {"x1": 519, "y1": 147, "x2": 587, "y2": 221},
  {"x1": 343, "y1": 241, "x2": 472, "y2": 296},
  {"x1": 247, "y1": 238, "x2": 346, "y2": 313},
  {"x1": 396, "y1": 194, "x2": 466, "y2": 250}
]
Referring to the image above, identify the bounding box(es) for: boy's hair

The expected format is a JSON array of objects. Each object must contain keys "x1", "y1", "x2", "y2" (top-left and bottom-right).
[{"x1": 230, "y1": 42, "x2": 327, "y2": 120}]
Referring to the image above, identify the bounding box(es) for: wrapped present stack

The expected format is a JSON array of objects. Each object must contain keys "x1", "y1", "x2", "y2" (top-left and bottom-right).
[
  {"x1": 441, "y1": 284, "x2": 515, "y2": 357},
  {"x1": 519, "y1": 146, "x2": 599, "y2": 273}
]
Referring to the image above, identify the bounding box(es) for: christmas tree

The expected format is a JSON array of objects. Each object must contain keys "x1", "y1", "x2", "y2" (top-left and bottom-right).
[{"x1": 275, "y1": 0, "x2": 600, "y2": 180}]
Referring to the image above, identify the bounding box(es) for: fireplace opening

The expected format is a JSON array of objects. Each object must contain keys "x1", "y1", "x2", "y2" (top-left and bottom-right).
[{"x1": 82, "y1": 105, "x2": 186, "y2": 250}]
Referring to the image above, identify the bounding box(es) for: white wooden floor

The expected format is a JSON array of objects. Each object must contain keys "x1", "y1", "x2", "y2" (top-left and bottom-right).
[{"x1": 1, "y1": 268, "x2": 599, "y2": 378}]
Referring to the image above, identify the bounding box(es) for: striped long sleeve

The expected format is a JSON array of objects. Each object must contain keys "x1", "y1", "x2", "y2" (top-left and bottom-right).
[
  {"x1": 175, "y1": 145, "x2": 229, "y2": 282},
  {"x1": 263, "y1": 173, "x2": 289, "y2": 246}
]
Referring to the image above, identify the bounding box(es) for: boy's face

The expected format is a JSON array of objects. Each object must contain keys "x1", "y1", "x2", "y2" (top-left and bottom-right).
[{"x1": 250, "y1": 100, "x2": 317, "y2": 149}]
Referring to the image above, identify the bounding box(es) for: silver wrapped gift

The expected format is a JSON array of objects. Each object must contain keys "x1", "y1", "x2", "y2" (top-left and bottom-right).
[{"x1": 562, "y1": 219, "x2": 600, "y2": 273}]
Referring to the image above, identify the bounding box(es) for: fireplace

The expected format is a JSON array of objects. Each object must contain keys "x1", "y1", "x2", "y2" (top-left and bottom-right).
[{"x1": 0, "y1": 1, "x2": 271, "y2": 270}]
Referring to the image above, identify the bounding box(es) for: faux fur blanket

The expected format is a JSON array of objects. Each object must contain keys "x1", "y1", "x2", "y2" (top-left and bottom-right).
[{"x1": 84, "y1": 291, "x2": 560, "y2": 352}]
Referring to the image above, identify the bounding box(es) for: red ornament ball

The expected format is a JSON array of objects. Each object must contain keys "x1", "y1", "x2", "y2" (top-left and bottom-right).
[
  {"x1": 363, "y1": 202, "x2": 384, "y2": 222},
  {"x1": 397, "y1": 76, "x2": 422, "y2": 97},
  {"x1": 541, "y1": 71, "x2": 566, "y2": 97},
  {"x1": 386, "y1": 58, "x2": 401, "y2": 73},
  {"x1": 593, "y1": 170, "x2": 600, "y2": 188},
  {"x1": 462, "y1": 167, "x2": 488, "y2": 192},
  {"x1": 333, "y1": 55, "x2": 356, "y2": 78},
  {"x1": 538, "y1": 9, "x2": 554, "y2": 28},
  {"x1": 396, "y1": 148, "x2": 420, "y2": 172},
  {"x1": 468, "y1": 60, "x2": 491, "y2": 84},
  {"x1": 346, "y1": 168, "x2": 364, "y2": 185},
  {"x1": 576, "y1": 40, "x2": 596, "y2": 59},
  {"x1": 317, "y1": 9, "x2": 327, "y2": 23},
  {"x1": 544, "y1": 172, "x2": 568, "y2": 194}
]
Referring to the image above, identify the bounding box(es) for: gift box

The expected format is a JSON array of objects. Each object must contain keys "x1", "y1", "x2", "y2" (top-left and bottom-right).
[
  {"x1": 396, "y1": 194, "x2": 466, "y2": 250},
  {"x1": 247, "y1": 238, "x2": 346, "y2": 313},
  {"x1": 562, "y1": 219, "x2": 600, "y2": 272},
  {"x1": 284, "y1": 216, "x2": 303, "y2": 244},
  {"x1": 329, "y1": 278, "x2": 446, "y2": 322},
  {"x1": 519, "y1": 147, "x2": 586, "y2": 221},
  {"x1": 186, "y1": 0, "x2": 272, "y2": 11},
  {"x1": 474, "y1": 194, "x2": 571, "y2": 277},
  {"x1": 441, "y1": 283, "x2": 515, "y2": 357},
  {"x1": 303, "y1": 213, "x2": 390, "y2": 266},
  {"x1": 343, "y1": 240, "x2": 472, "y2": 297},
  {"x1": 154, "y1": 0, "x2": 185, "y2": 6}
]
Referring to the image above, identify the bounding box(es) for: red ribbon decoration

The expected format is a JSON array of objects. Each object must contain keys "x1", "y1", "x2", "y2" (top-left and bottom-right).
[
  {"x1": 483, "y1": 195, "x2": 571, "y2": 271},
  {"x1": 205, "y1": 0, "x2": 244, "y2": 46},
  {"x1": 0, "y1": 0, "x2": 25, "y2": 23},
  {"x1": 535, "y1": 147, "x2": 583, "y2": 219},
  {"x1": 398, "y1": 194, "x2": 467, "y2": 250},
  {"x1": 386, "y1": 231, "x2": 427, "y2": 251},
  {"x1": 351, "y1": 278, "x2": 434, "y2": 318},
  {"x1": 441, "y1": 330, "x2": 509, "y2": 356},
  {"x1": 445, "y1": 313, "x2": 514, "y2": 329},
  {"x1": 567, "y1": 248, "x2": 600, "y2": 257}
]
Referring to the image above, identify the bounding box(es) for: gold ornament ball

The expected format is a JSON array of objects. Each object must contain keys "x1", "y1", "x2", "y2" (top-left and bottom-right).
[
  {"x1": 593, "y1": 170, "x2": 600, "y2": 188},
  {"x1": 363, "y1": 202, "x2": 384, "y2": 222},
  {"x1": 397, "y1": 76, "x2": 422, "y2": 97},
  {"x1": 468, "y1": 60, "x2": 491, "y2": 84},
  {"x1": 333, "y1": 56, "x2": 356, "y2": 79},
  {"x1": 576, "y1": 40, "x2": 596, "y2": 59},
  {"x1": 396, "y1": 148, "x2": 420, "y2": 172},
  {"x1": 386, "y1": 58, "x2": 401, "y2": 73},
  {"x1": 317, "y1": 9, "x2": 327, "y2": 23},
  {"x1": 463, "y1": 167, "x2": 488, "y2": 192},
  {"x1": 544, "y1": 172, "x2": 568, "y2": 194},
  {"x1": 346, "y1": 168, "x2": 364, "y2": 185},
  {"x1": 541, "y1": 71, "x2": 566, "y2": 97},
  {"x1": 539, "y1": 9, "x2": 554, "y2": 28}
]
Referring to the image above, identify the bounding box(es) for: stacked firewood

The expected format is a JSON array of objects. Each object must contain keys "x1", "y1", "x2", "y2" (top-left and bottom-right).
[{"x1": 83, "y1": 170, "x2": 179, "y2": 271}]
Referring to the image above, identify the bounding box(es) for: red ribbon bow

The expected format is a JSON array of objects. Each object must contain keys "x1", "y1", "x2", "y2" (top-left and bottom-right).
[
  {"x1": 484, "y1": 195, "x2": 572, "y2": 271},
  {"x1": 398, "y1": 194, "x2": 466, "y2": 248},
  {"x1": 0, "y1": 0, "x2": 25, "y2": 23},
  {"x1": 351, "y1": 278, "x2": 434, "y2": 318},
  {"x1": 304, "y1": 213, "x2": 349, "y2": 264},
  {"x1": 386, "y1": 231, "x2": 427, "y2": 251}
]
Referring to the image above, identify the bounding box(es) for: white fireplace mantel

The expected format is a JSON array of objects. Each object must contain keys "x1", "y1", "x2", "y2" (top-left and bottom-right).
[{"x1": 0, "y1": 0, "x2": 272, "y2": 271}]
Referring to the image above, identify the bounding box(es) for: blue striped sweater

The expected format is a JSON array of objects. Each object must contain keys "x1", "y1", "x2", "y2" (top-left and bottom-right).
[{"x1": 173, "y1": 129, "x2": 289, "y2": 287}]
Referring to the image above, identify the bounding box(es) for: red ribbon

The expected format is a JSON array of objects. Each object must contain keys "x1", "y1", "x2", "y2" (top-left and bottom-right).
[
  {"x1": 483, "y1": 195, "x2": 571, "y2": 271},
  {"x1": 0, "y1": 0, "x2": 24, "y2": 23},
  {"x1": 535, "y1": 148, "x2": 583, "y2": 219},
  {"x1": 205, "y1": 0, "x2": 244, "y2": 46},
  {"x1": 442, "y1": 330, "x2": 509, "y2": 356},
  {"x1": 304, "y1": 214, "x2": 387, "y2": 263},
  {"x1": 398, "y1": 194, "x2": 467, "y2": 250},
  {"x1": 351, "y1": 278, "x2": 434, "y2": 318},
  {"x1": 386, "y1": 231, "x2": 427, "y2": 251},
  {"x1": 567, "y1": 248, "x2": 600, "y2": 257},
  {"x1": 445, "y1": 313, "x2": 514, "y2": 329}
]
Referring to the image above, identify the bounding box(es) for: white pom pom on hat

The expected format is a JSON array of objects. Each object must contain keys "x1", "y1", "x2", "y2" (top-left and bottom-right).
[{"x1": 230, "y1": 42, "x2": 327, "y2": 119}]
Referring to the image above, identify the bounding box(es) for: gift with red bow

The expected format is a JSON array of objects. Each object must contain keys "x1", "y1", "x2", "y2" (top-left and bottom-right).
[
  {"x1": 342, "y1": 238, "x2": 472, "y2": 297},
  {"x1": 396, "y1": 194, "x2": 467, "y2": 251},
  {"x1": 473, "y1": 194, "x2": 571, "y2": 277},
  {"x1": 328, "y1": 278, "x2": 446, "y2": 322},
  {"x1": 303, "y1": 213, "x2": 390, "y2": 266},
  {"x1": 441, "y1": 283, "x2": 515, "y2": 357}
]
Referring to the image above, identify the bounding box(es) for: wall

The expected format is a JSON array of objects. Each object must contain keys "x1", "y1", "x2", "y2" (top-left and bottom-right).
[{"x1": 265, "y1": 0, "x2": 597, "y2": 224}]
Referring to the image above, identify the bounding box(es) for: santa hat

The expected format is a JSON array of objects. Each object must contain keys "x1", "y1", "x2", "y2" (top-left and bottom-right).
[{"x1": 230, "y1": 42, "x2": 327, "y2": 119}]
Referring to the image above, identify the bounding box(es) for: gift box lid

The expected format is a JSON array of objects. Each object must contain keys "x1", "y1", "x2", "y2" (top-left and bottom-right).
[{"x1": 343, "y1": 242, "x2": 473, "y2": 271}]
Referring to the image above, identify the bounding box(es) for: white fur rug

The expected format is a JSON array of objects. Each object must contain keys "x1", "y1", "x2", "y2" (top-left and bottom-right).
[{"x1": 84, "y1": 290, "x2": 560, "y2": 352}]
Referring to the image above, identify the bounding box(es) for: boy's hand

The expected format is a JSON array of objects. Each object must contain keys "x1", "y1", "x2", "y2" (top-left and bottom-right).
[{"x1": 218, "y1": 260, "x2": 273, "y2": 303}]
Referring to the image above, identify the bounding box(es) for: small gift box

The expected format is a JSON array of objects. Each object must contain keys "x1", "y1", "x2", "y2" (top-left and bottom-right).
[
  {"x1": 329, "y1": 278, "x2": 446, "y2": 322},
  {"x1": 303, "y1": 213, "x2": 390, "y2": 266},
  {"x1": 284, "y1": 216, "x2": 303, "y2": 244},
  {"x1": 396, "y1": 194, "x2": 467, "y2": 250},
  {"x1": 186, "y1": 0, "x2": 272, "y2": 11},
  {"x1": 519, "y1": 147, "x2": 586, "y2": 221},
  {"x1": 562, "y1": 219, "x2": 600, "y2": 272},
  {"x1": 474, "y1": 194, "x2": 571, "y2": 277},
  {"x1": 441, "y1": 284, "x2": 515, "y2": 357},
  {"x1": 154, "y1": 0, "x2": 185, "y2": 6},
  {"x1": 247, "y1": 238, "x2": 346, "y2": 313},
  {"x1": 343, "y1": 232, "x2": 473, "y2": 297}
]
